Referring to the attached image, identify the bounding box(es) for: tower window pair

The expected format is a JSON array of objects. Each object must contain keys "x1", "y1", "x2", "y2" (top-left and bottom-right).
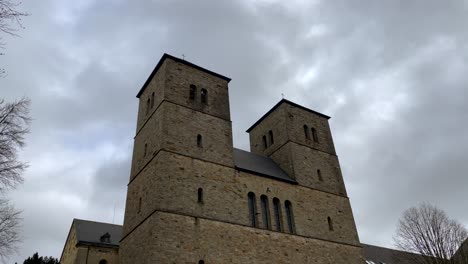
[
  {"x1": 303, "y1": 125, "x2": 318, "y2": 143},
  {"x1": 189, "y1": 84, "x2": 208, "y2": 104}
]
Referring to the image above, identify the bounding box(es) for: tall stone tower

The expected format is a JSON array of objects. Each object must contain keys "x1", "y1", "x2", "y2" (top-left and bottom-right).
[
  {"x1": 119, "y1": 54, "x2": 364, "y2": 263},
  {"x1": 247, "y1": 99, "x2": 347, "y2": 196}
]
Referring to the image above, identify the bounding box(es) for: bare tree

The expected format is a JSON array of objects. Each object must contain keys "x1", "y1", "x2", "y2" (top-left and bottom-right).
[
  {"x1": 0, "y1": 98, "x2": 30, "y2": 190},
  {"x1": 0, "y1": 0, "x2": 28, "y2": 76},
  {"x1": 0, "y1": 98, "x2": 30, "y2": 259},
  {"x1": 394, "y1": 203, "x2": 468, "y2": 264},
  {"x1": 0, "y1": 199, "x2": 20, "y2": 259}
]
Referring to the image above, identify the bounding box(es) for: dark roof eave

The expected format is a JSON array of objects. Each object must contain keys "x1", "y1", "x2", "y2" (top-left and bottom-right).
[
  {"x1": 246, "y1": 99, "x2": 331, "y2": 132},
  {"x1": 77, "y1": 241, "x2": 119, "y2": 249},
  {"x1": 136, "y1": 53, "x2": 231, "y2": 98},
  {"x1": 235, "y1": 166, "x2": 298, "y2": 184}
]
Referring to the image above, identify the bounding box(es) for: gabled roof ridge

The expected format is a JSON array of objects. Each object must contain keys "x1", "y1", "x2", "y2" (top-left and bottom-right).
[
  {"x1": 246, "y1": 99, "x2": 331, "y2": 132},
  {"x1": 73, "y1": 218, "x2": 123, "y2": 227},
  {"x1": 136, "y1": 53, "x2": 231, "y2": 98}
]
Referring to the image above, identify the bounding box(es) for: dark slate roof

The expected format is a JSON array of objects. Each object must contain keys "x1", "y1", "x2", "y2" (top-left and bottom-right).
[
  {"x1": 136, "y1": 53, "x2": 231, "y2": 98},
  {"x1": 233, "y1": 148, "x2": 297, "y2": 184},
  {"x1": 74, "y1": 219, "x2": 122, "y2": 247},
  {"x1": 246, "y1": 99, "x2": 331, "y2": 132},
  {"x1": 362, "y1": 243, "x2": 426, "y2": 264}
]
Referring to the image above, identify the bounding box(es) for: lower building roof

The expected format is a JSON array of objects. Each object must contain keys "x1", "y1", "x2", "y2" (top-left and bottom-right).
[
  {"x1": 233, "y1": 148, "x2": 297, "y2": 184},
  {"x1": 74, "y1": 219, "x2": 122, "y2": 247}
]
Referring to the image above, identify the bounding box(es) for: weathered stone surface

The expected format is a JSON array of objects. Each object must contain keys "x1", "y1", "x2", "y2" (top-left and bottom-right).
[
  {"x1": 123, "y1": 151, "x2": 359, "y2": 245},
  {"x1": 120, "y1": 211, "x2": 364, "y2": 264}
]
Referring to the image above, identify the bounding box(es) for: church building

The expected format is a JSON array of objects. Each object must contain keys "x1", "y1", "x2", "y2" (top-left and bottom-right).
[
  {"x1": 119, "y1": 53, "x2": 362, "y2": 263},
  {"x1": 59, "y1": 54, "x2": 466, "y2": 264}
]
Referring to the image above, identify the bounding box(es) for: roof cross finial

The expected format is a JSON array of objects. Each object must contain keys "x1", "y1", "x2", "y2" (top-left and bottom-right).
[
  {"x1": 281, "y1": 93, "x2": 285, "y2": 99},
  {"x1": 182, "y1": 54, "x2": 186, "y2": 60}
]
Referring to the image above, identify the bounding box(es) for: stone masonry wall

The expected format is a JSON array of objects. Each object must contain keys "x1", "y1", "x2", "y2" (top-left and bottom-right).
[
  {"x1": 60, "y1": 224, "x2": 77, "y2": 264},
  {"x1": 122, "y1": 151, "x2": 360, "y2": 246},
  {"x1": 86, "y1": 246, "x2": 119, "y2": 264},
  {"x1": 249, "y1": 102, "x2": 345, "y2": 194},
  {"x1": 163, "y1": 58, "x2": 231, "y2": 121},
  {"x1": 249, "y1": 104, "x2": 289, "y2": 156},
  {"x1": 129, "y1": 102, "x2": 234, "y2": 179},
  {"x1": 120, "y1": 211, "x2": 364, "y2": 264},
  {"x1": 136, "y1": 60, "x2": 166, "y2": 133},
  {"x1": 290, "y1": 142, "x2": 347, "y2": 196}
]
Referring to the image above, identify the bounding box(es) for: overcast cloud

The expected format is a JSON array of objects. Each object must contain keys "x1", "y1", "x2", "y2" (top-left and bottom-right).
[{"x1": 2, "y1": 0, "x2": 468, "y2": 262}]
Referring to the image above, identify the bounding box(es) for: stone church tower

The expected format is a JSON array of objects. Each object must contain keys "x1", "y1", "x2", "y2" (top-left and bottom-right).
[{"x1": 119, "y1": 54, "x2": 364, "y2": 263}]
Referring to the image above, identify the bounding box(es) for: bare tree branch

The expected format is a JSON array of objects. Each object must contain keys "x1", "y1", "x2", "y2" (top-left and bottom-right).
[
  {"x1": 0, "y1": 0, "x2": 28, "y2": 76},
  {"x1": 0, "y1": 199, "x2": 21, "y2": 260},
  {"x1": 394, "y1": 203, "x2": 468, "y2": 264}
]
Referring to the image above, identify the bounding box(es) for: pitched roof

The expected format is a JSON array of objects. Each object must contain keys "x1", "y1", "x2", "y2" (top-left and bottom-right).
[
  {"x1": 74, "y1": 219, "x2": 123, "y2": 247},
  {"x1": 136, "y1": 53, "x2": 231, "y2": 98},
  {"x1": 233, "y1": 148, "x2": 297, "y2": 184},
  {"x1": 362, "y1": 243, "x2": 424, "y2": 264},
  {"x1": 246, "y1": 99, "x2": 331, "y2": 133}
]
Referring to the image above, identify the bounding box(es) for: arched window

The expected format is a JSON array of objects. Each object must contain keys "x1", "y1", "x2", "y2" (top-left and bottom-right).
[
  {"x1": 268, "y1": 130, "x2": 274, "y2": 145},
  {"x1": 138, "y1": 197, "x2": 142, "y2": 213},
  {"x1": 189, "y1": 84, "x2": 197, "y2": 100},
  {"x1": 328, "y1": 216, "x2": 334, "y2": 231},
  {"x1": 312, "y1": 127, "x2": 319, "y2": 143},
  {"x1": 99, "y1": 260, "x2": 108, "y2": 264},
  {"x1": 260, "y1": 195, "x2": 271, "y2": 230},
  {"x1": 145, "y1": 98, "x2": 150, "y2": 115},
  {"x1": 317, "y1": 169, "x2": 323, "y2": 181},
  {"x1": 273, "y1": 198, "x2": 282, "y2": 232},
  {"x1": 304, "y1": 125, "x2": 310, "y2": 140},
  {"x1": 151, "y1": 92, "x2": 155, "y2": 108},
  {"x1": 262, "y1": 135, "x2": 267, "y2": 149},
  {"x1": 197, "y1": 134, "x2": 203, "y2": 148},
  {"x1": 201, "y1": 88, "x2": 208, "y2": 104},
  {"x1": 199, "y1": 261, "x2": 205, "y2": 264},
  {"x1": 144, "y1": 143, "x2": 148, "y2": 157},
  {"x1": 198, "y1": 188, "x2": 203, "y2": 203},
  {"x1": 248, "y1": 192, "x2": 257, "y2": 227},
  {"x1": 285, "y1": 200, "x2": 295, "y2": 234}
]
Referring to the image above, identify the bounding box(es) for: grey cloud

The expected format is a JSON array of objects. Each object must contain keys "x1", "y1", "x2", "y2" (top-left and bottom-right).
[{"x1": 2, "y1": 0, "x2": 468, "y2": 262}]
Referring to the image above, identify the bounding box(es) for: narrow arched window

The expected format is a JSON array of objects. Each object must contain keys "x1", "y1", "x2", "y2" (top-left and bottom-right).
[
  {"x1": 197, "y1": 134, "x2": 203, "y2": 148},
  {"x1": 189, "y1": 84, "x2": 197, "y2": 100},
  {"x1": 197, "y1": 188, "x2": 203, "y2": 203},
  {"x1": 248, "y1": 192, "x2": 257, "y2": 227},
  {"x1": 285, "y1": 200, "x2": 295, "y2": 234},
  {"x1": 273, "y1": 198, "x2": 282, "y2": 232},
  {"x1": 201, "y1": 88, "x2": 208, "y2": 104},
  {"x1": 138, "y1": 197, "x2": 142, "y2": 213},
  {"x1": 268, "y1": 130, "x2": 274, "y2": 145},
  {"x1": 199, "y1": 261, "x2": 205, "y2": 264},
  {"x1": 151, "y1": 92, "x2": 155, "y2": 108},
  {"x1": 312, "y1": 127, "x2": 319, "y2": 143},
  {"x1": 145, "y1": 98, "x2": 150, "y2": 115},
  {"x1": 144, "y1": 143, "x2": 148, "y2": 157},
  {"x1": 328, "y1": 216, "x2": 334, "y2": 231},
  {"x1": 260, "y1": 195, "x2": 271, "y2": 230},
  {"x1": 99, "y1": 260, "x2": 108, "y2": 264},
  {"x1": 262, "y1": 135, "x2": 267, "y2": 149},
  {"x1": 304, "y1": 125, "x2": 310, "y2": 140},
  {"x1": 317, "y1": 169, "x2": 323, "y2": 181}
]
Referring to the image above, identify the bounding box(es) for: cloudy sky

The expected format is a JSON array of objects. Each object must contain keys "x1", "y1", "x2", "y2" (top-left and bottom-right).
[{"x1": 2, "y1": 0, "x2": 468, "y2": 262}]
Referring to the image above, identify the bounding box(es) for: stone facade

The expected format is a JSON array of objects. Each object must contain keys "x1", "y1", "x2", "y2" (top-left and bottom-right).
[{"x1": 119, "y1": 53, "x2": 365, "y2": 263}]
